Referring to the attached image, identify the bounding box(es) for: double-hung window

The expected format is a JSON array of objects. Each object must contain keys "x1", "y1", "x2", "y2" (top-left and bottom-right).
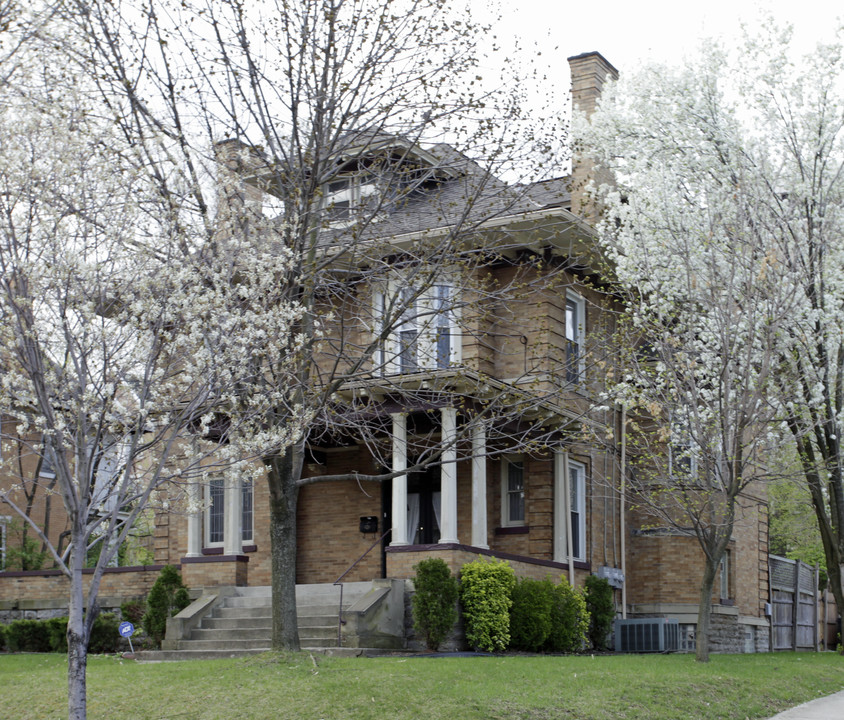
[
  {"x1": 0, "y1": 516, "x2": 8, "y2": 571},
  {"x1": 324, "y1": 175, "x2": 378, "y2": 223},
  {"x1": 205, "y1": 479, "x2": 254, "y2": 547},
  {"x1": 501, "y1": 456, "x2": 525, "y2": 527},
  {"x1": 554, "y1": 453, "x2": 587, "y2": 562},
  {"x1": 374, "y1": 281, "x2": 460, "y2": 374},
  {"x1": 565, "y1": 291, "x2": 586, "y2": 384},
  {"x1": 669, "y1": 420, "x2": 698, "y2": 482},
  {"x1": 568, "y1": 460, "x2": 586, "y2": 560}
]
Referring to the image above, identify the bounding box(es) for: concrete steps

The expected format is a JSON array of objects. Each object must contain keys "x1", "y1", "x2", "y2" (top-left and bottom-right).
[{"x1": 141, "y1": 582, "x2": 382, "y2": 660}]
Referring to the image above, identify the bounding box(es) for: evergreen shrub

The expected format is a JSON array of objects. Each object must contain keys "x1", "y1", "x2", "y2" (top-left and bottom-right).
[
  {"x1": 0, "y1": 622, "x2": 6, "y2": 651},
  {"x1": 509, "y1": 577, "x2": 554, "y2": 651},
  {"x1": 411, "y1": 558, "x2": 459, "y2": 651},
  {"x1": 141, "y1": 565, "x2": 191, "y2": 647},
  {"x1": 544, "y1": 576, "x2": 589, "y2": 653},
  {"x1": 46, "y1": 617, "x2": 68, "y2": 652},
  {"x1": 6, "y1": 618, "x2": 51, "y2": 652},
  {"x1": 584, "y1": 575, "x2": 615, "y2": 650},
  {"x1": 459, "y1": 557, "x2": 515, "y2": 652},
  {"x1": 89, "y1": 613, "x2": 120, "y2": 653}
]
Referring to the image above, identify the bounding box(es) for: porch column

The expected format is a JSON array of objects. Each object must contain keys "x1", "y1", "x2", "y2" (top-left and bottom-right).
[
  {"x1": 439, "y1": 407, "x2": 458, "y2": 544},
  {"x1": 471, "y1": 421, "x2": 489, "y2": 548},
  {"x1": 390, "y1": 412, "x2": 409, "y2": 546},
  {"x1": 223, "y1": 473, "x2": 243, "y2": 556},
  {"x1": 186, "y1": 480, "x2": 202, "y2": 557},
  {"x1": 553, "y1": 450, "x2": 575, "y2": 581}
]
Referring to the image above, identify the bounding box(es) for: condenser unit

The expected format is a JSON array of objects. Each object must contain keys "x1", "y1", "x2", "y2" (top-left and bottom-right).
[{"x1": 614, "y1": 618, "x2": 680, "y2": 653}]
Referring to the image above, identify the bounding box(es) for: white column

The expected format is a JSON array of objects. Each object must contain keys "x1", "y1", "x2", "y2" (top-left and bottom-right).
[
  {"x1": 390, "y1": 413, "x2": 409, "y2": 546},
  {"x1": 471, "y1": 421, "x2": 488, "y2": 548},
  {"x1": 554, "y1": 450, "x2": 566, "y2": 563},
  {"x1": 439, "y1": 407, "x2": 458, "y2": 544},
  {"x1": 223, "y1": 474, "x2": 243, "y2": 556},
  {"x1": 186, "y1": 480, "x2": 202, "y2": 557}
]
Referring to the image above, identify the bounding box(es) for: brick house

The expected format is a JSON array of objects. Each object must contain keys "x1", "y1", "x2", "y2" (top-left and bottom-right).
[{"x1": 0, "y1": 52, "x2": 770, "y2": 653}]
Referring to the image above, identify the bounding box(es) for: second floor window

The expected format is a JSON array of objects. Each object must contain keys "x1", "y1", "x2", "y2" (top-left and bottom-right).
[
  {"x1": 375, "y1": 281, "x2": 460, "y2": 374},
  {"x1": 566, "y1": 292, "x2": 586, "y2": 384}
]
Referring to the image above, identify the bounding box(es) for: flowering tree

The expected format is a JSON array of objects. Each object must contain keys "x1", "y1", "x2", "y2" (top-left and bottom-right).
[
  {"x1": 0, "y1": 15, "x2": 305, "y2": 719},
  {"x1": 69, "y1": 0, "x2": 580, "y2": 656},
  {"x1": 576, "y1": 38, "x2": 804, "y2": 660}
]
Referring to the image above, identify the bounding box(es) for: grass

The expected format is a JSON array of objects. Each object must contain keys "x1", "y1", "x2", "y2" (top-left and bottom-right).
[{"x1": 0, "y1": 651, "x2": 843, "y2": 719}]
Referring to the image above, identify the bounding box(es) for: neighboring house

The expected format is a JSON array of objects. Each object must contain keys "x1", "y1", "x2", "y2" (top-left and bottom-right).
[{"x1": 0, "y1": 52, "x2": 770, "y2": 653}]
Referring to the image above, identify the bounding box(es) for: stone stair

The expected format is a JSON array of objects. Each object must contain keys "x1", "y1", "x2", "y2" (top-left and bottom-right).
[{"x1": 141, "y1": 582, "x2": 383, "y2": 661}]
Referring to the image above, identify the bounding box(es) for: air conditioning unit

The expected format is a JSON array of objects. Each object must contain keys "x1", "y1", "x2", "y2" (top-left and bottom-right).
[{"x1": 615, "y1": 618, "x2": 680, "y2": 653}]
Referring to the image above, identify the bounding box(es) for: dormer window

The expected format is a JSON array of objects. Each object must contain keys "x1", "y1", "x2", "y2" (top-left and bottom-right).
[{"x1": 324, "y1": 174, "x2": 378, "y2": 223}]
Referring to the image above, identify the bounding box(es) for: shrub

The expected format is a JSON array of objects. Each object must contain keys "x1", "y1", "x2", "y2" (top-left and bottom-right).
[
  {"x1": 6, "y1": 618, "x2": 51, "y2": 652},
  {"x1": 142, "y1": 565, "x2": 191, "y2": 647},
  {"x1": 0, "y1": 622, "x2": 6, "y2": 651},
  {"x1": 412, "y1": 558, "x2": 459, "y2": 651},
  {"x1": 46, "y1": 617, "x2": 68, "y2": 652},
  {"x1": 120, "y1": 599, "x2": 146, "y2": 625},
  {"x1": 544, "y1": 576, "x2": 590, "y2": 653},
  {"x1": 509, "y1": 577, "x2": 554, "y2": 651},
  {"x1": 459, "y1": 557, "x2": 515, "y2": 652},
  {"x1": 89, "y1": 613, "x2": 120, "y2": 653},
  {"x1": 584, "y1": 575, "x2": 615, "y2": 650}
]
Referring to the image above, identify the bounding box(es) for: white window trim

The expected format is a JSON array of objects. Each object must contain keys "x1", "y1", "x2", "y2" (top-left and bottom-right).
[
  {"x1": 500, "y1": 455, "x2": 526, "y2": 528},
  {"x1": 565, "y1": 290, "x2": 586, "y2": 384},
  {"x1": 204, "y1": 479, "x2": 253, "y2": 548},
  {"x1": 324, "y1": 175, "x2": 379, "y2": 226},
  {"x1": 373, "y1": 280, "x2": 461, "y2": 375},
  {"x1": 0, "y1": 515, "x2": 9, "y2": 571},
  {"x1": 669, "y1": 418, "x2": 699, "y2": 481},
  {"x1": 553, "y1": 452, "x2": 587, "y2": 562},
  {"x1": 568, "y1": 459, "x2": 586, "y2": 562},
  {"x1": 719, "y1": 551, "x2": 730, "y2": 600}
]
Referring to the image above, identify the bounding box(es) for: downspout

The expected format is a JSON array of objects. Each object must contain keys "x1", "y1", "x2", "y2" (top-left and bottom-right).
[{"x1": 619, "y1": 403, "x2": 627, "y2": 619}]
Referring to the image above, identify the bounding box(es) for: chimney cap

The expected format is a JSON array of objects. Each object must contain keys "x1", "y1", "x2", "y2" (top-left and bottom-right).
[{"x1": 566, "y1": 51, "x2": 619, "y2": 77}]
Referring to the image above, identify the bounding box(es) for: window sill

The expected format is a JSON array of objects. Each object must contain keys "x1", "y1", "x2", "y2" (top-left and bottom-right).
[
  {"x1": 202, "y1": 544, "x2": 257, "y2": 555},
  {"x1": 495, "y1": 526, "x2": 529, "y2": 535}
]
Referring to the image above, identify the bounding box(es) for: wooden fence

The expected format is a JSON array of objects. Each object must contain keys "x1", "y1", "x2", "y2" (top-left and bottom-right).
[{"x1": 769, "y1": 555, "x2": 839, "y2": 651}]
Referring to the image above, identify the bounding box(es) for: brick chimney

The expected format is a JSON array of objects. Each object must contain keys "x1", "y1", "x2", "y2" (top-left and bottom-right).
[{"x1": 567, "y1": 51, "x2": 618, "y2": 223}]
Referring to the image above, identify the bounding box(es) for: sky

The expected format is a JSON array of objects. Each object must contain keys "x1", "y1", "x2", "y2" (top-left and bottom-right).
[{"x1": 474, "y1": 0, "x2": 840, "y2": 113}]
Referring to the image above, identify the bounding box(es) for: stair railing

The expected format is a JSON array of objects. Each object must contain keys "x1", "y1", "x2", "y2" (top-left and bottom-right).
[{"x1": 333, "y1": 528, "x2": 392, "y2": 647}]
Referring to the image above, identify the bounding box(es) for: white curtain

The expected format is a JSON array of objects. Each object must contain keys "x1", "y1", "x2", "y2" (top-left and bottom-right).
[
  {"x1": 432, "y1": 491, "x2": 442, "y2": 541},
  {"x1": 406, "y1": 493, "x2": 420, "y2": 544}
]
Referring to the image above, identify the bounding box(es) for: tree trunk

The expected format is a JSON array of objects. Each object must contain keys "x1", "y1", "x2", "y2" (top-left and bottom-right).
[
  {"x1": 695, "y1": 558, "x2": 718, "y2": 663},
  {"x1": 267, "y1": 446, "x2": 304, "y2": 651},
  {"x1": 66, "y1": 542, "x2": 89, "y2": 720}
]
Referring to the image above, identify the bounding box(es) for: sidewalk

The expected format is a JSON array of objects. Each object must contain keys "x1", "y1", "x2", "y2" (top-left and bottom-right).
[{"x1": 766, "y1": 689, "x2": 844, "y2": 719}]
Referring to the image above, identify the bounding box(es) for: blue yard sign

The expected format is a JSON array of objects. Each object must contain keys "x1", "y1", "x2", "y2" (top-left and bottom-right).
[{"x1": 118, "y1": 621, "x2": 135, "y2": 654}]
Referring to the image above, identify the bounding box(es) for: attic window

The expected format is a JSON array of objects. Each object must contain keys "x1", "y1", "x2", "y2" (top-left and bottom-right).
[{"x1": 324, "y1": 175, "x2": 378, "y2": 222}]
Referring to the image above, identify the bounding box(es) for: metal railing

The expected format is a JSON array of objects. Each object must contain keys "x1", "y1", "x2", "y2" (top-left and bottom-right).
[{"x1": 333, "y1": 528, "x2": 392, "y2": 646}]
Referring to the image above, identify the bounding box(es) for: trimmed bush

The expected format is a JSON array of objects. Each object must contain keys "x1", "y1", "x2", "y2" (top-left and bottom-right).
[
  {"x1": 509, "y1": 577, "x2": 554, "y2": 651},
  {"x1": 459, "y1": 557, "x2": 515, "y2": 652},
  {"x1": 412, "y1": 558, "x2": 459, "y2": 651},
  {"x1": 46, "y1": 617, "x2": 68, "y2": 652},
  {"x1": 0, "y1": 622, "x2": 6, "y2": 651},
  {"x1": 544, "y1": 576, "x2": 590, "y2": 653},
  {"x1": 89, "y1": 613, "x2": 120, "y2": 653},
  {"x1": 142, "y1": 565, "x2": 191, "y2": 647},
  {"x1": 6, "y1": 618, "x2": 51, "y2": 652},
  {"x1": 584, "y1": 575, "x2": 615, "y2": 650}
]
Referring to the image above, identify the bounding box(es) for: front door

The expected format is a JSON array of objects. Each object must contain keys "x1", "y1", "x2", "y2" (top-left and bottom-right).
[{"x1": 407, "y1": 466, "x2": 441, "y2": 545}]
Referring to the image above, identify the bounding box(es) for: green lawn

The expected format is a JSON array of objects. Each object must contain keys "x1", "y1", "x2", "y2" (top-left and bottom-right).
[{"x1": 1, "y1": 651, "x2": 842, "y2": 719}]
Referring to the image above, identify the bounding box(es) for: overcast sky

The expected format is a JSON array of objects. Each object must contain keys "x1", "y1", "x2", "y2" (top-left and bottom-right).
[{"x1": 474, "y1": 0, "x2": 840, "y2": 114}]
